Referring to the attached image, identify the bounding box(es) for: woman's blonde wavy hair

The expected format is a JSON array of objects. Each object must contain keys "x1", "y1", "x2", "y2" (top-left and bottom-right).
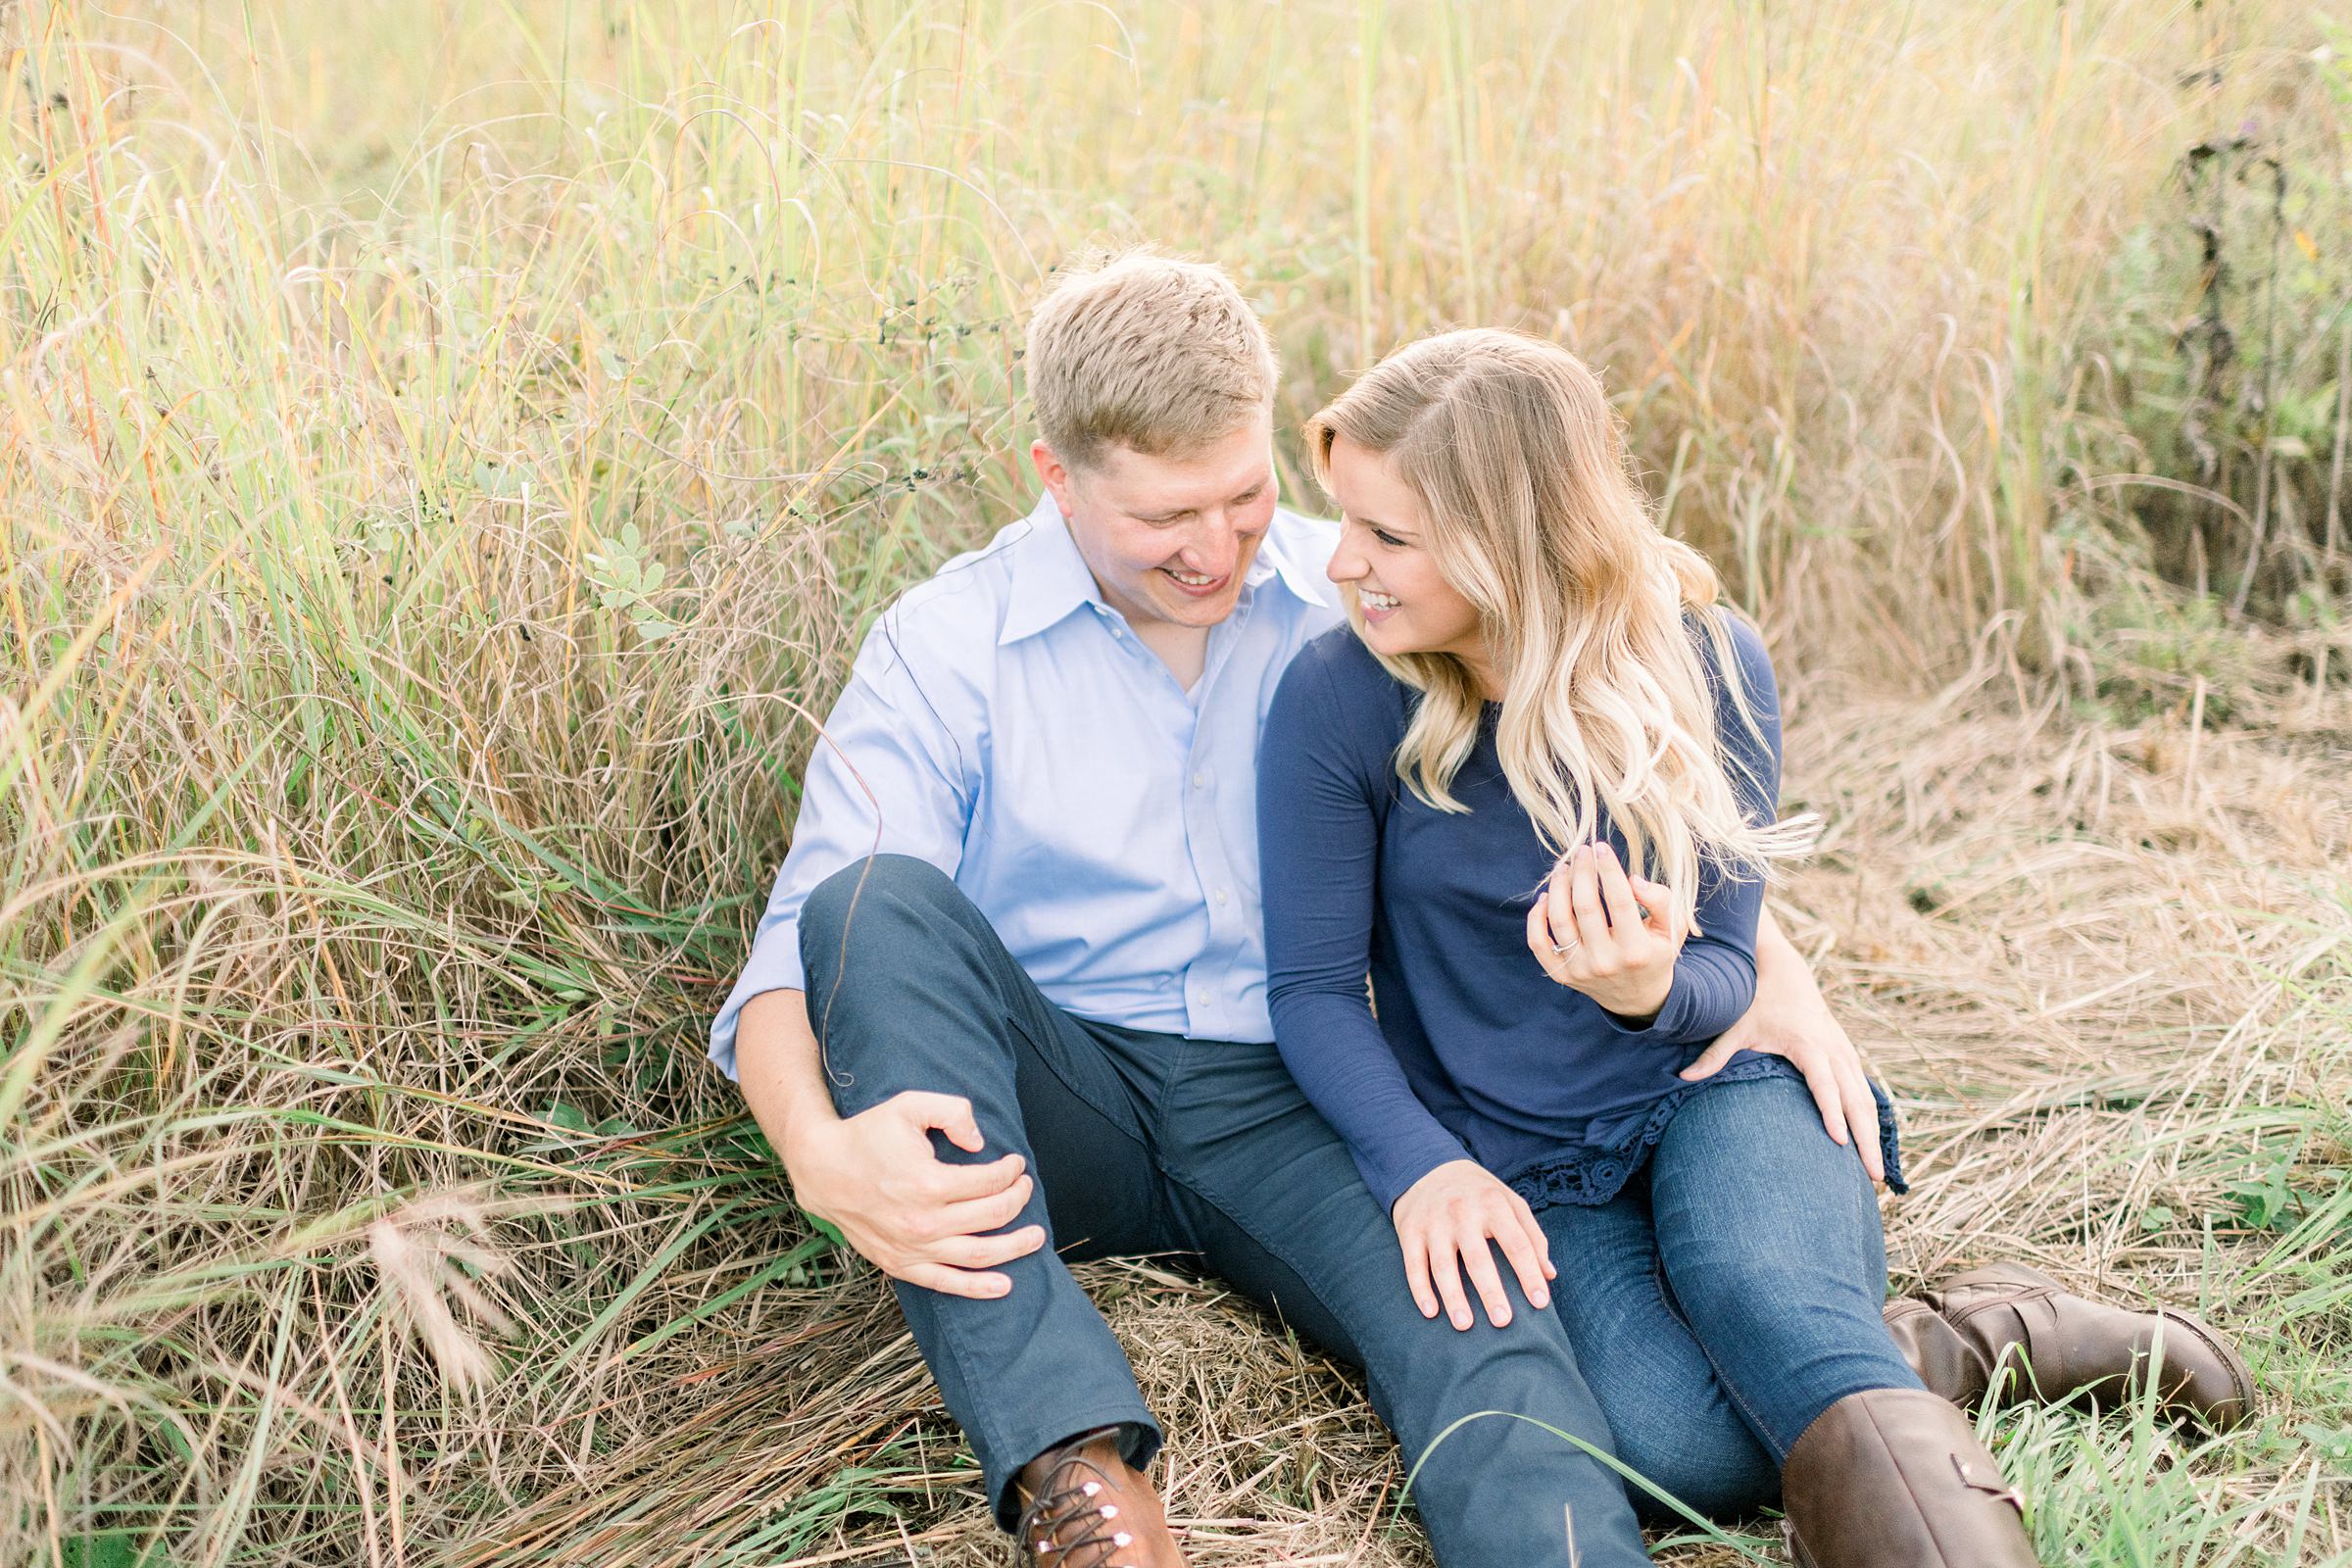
[{"x1": 1304, "y1": 328, "x2": 1813, "y2": 928}]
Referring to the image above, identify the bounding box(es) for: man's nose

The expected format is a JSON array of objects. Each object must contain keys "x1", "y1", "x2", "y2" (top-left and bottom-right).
[{"x1": 1181, "y1": 518, "x2": 1243, "y2": 576}]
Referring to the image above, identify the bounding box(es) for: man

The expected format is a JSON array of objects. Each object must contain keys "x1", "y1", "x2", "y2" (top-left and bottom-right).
[{"x1": 711, "y1": 253, "x2": 2247, "y2": 1567}]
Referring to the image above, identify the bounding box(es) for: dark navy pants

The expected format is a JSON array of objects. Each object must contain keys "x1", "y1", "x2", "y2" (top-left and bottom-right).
[{"x1": 799, "y1": 856, "x2": 1651, "y2": 1567}]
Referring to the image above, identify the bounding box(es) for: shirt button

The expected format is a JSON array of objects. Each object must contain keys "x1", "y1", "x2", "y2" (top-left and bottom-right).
[
  {"x1": 1191, "y1": 771, "x2": 1205, "y2": 789},
  {"x1": 1214, "y1": 888, "x2": 1229, "y2": 906}
]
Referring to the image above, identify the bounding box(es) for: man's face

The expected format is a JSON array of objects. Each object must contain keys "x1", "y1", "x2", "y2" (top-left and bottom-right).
[{"x1": 1034, "y1": 416, "x2": 1279, "y2": 632}]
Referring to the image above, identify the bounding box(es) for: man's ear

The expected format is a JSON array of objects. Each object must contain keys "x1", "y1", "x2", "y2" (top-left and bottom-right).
[{"x1": 1031, "y1": 439, "x2": 1077, "y2": 519}]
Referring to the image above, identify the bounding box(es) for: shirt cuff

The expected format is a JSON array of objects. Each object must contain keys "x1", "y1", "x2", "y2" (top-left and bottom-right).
[
  {"x1": 1365, "y1": 1128, "x2": 1478, "y2": 1214},
  {"x1": 708, "y1": 921, "x2": 808, "y2": 1081},
  {"x1": 1597, "y1": 965, "x2": 1697, "y2": 1042}
]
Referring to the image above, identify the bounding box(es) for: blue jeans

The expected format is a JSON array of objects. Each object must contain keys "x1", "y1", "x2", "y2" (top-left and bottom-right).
[
  {"x1": 1536, "y1": 1073, "x2": 1928, "y2": 1522},
  {"x1": 800, "y1": 857, "x2": 1652, "y2": 1568}
]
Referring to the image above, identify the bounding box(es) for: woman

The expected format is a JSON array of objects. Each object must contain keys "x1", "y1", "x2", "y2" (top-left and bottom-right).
[{"x1": 1259, "y1": 329, "x2": 2052, "y2": 1566}]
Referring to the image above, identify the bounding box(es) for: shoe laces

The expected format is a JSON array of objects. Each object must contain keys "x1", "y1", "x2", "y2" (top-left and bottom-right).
[{"x1": 1014, "y1": 1444, "x2": 1143, "y2": 1567}]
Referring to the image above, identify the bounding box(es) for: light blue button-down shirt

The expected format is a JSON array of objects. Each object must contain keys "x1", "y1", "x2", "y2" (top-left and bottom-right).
[{"x1": 708, "y1": 492, "x2": 1344, "y2": 1079}]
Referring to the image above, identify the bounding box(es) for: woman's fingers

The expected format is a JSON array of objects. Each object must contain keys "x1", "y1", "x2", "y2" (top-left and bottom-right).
[
  {"x1": 1526, "y1": 891, "x2": 1571, "y2": 983},
  {"x1": 1427, "y1": 1235, "x2": 1476, "y2": 1331},
  {"x1": 1568, "y1": 845, "x2": 1614, "y2": 953},
  {"x1": 1545, "y1": 857, "x2": 1579, "y2": 958},
  {"x1": 1628, "y1": 872, "x2": 1687, "y2": 944},
  {"x1": 1516, "y1": 1196, "x2": 1558, "y2": 1281},
  {"x1": 1459, "y1": 1229, "x2": 1516, "y2": 1328},
  {"x1": 1595, "y1": 845, "x2": 1648, "y2": 941},
  {"x1": 1494, "y1": 1209, "x2": 1552, "y2": 1309},
  {"x1": 1399, "y1": 1229, "x2": 1443, "y2": 1319}
]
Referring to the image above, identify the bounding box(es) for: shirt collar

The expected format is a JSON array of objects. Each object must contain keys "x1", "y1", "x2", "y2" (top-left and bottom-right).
[
  {"x1": 997, "y1": 493, "x2": 1106, "y2": 646},
  {"x1": 1253, "y1": 514, "x2": 1340, "y2": 611},
  {"x1": 996, "y1": 492, "x2": 1336, "y2": 647}
]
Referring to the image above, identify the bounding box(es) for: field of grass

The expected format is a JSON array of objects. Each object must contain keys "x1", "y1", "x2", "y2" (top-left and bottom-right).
[{"x1": 2, "y1": 0, "x2": 2347, "y2": 1563}]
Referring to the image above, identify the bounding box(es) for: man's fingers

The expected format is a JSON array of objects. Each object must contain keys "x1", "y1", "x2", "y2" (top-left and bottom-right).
[
  {"x1": 1678, "y1": 1038, "x2": 1739, "y2": 1082},
  {"x1": 1429, "y1": 1240, "x2": 1475, "y2": 1332},
  {"x1": 926, "y1": 1152, "x2": 1028, "y2": 1202},
  {"x1": 926, "y1": 1225, "x2": 1048, "y2": 1271},
  {"x1": 1841, "y1": 1066, "x2": 1886, "y2": 1184},
  {"x1": 1799, "y1": 1059, "x2": 1850, "y2": 1148},
  {"x1": 1494, "y1": 1212, "x2": 1551, "y2": 1311},
  {"x1": 936, "y1": 1174, "x2": 1038, "y2": 1238},
  {"x1": 895, "y1": 1091, "x2": 987, "y2": 1152},
  {"x1": 898, "y1": 1262, "x2": 1012, "y2": 1299},
  {"x1": 1460, "y1": 1235, "x2": 1515, "y2": 1329}
]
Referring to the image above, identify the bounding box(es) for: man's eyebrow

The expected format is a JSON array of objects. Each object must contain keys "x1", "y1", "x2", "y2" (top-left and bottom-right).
[{"x1": 1141, "y1": 481, "x2": 1265, "y2": 518}]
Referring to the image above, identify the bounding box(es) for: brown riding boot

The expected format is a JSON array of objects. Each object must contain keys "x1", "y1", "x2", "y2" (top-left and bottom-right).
[
  {"x1": 1885, "y1": 1262, "x2": 2252, "y2": 1431},
  {"x1": 1011, "y1": 1427, "x2": 1186, "y2": 1567},
  {"x1": 1782, "y1": 1388, "x2": 2040, "y2": 1567}
]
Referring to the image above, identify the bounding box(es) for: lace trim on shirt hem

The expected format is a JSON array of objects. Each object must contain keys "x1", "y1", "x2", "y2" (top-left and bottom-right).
[{"x1": 1503, "y1": 1055, "x2": 1909, "y2": 1211}]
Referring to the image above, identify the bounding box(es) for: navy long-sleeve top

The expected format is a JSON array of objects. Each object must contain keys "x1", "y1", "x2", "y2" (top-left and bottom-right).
[{"x1": 1260, "y1": 612, "x2": 1809, "y2": 1214}]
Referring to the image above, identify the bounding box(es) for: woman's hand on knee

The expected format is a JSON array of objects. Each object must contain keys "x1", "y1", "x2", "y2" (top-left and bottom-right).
[
  {"x1": 1393, "y1": 1160, "x2": 1555, "y2": 1331},
  {"x1": 787, "y1": 1091, "x2": 1045, "y2": 1298}
]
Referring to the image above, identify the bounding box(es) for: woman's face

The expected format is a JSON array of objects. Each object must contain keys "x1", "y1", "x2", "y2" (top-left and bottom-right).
[{"x1": 1322, "y1": 433, "x2": 1493, "y2": 685}]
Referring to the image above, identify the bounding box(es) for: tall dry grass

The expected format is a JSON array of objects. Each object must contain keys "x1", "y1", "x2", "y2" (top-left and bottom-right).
[{"x1": 2, "y1": 1, "x2": 2347, "y2": 1563}]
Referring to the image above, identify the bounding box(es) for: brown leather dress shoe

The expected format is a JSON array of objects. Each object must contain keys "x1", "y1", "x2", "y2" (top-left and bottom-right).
[
  {"x1": 1886, "y1": 1262, "x2": 2253, "y2": 1431},
  {"x1": 1011, "y1": 1427, "x2": 1185, "y2": 1567},
  {"x1": 1783, "y1": 1387, "x2": 2041, "y2": 1568}
]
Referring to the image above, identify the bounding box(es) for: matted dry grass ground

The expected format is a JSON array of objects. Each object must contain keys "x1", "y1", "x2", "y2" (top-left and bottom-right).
[{"x1": 452, "y1": 667, "x2": 2352, "y2": 1566}]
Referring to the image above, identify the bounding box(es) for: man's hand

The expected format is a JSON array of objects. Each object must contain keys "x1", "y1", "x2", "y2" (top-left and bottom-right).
[
  {"x1": 786, "y1": 1090, "x2": 1047, "y2": 1298},
  {"x1": 1392, "y1": 1159, "x2": 1555, "y2": 1331},
  {"x1": 1680, "y1": 911, "x2": 1886, "y2": 1183}
]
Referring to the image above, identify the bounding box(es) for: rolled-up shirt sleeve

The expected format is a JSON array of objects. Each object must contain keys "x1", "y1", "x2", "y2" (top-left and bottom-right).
[{"x1": 708, "y1": 609, "x2": 974, "y2": 1079}]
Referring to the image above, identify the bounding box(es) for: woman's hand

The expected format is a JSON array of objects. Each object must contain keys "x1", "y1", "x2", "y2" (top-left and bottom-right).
[
  {"x1": 1527, "y1": 842, "x2": 1688, "y2": 1021},
  {"x1": 1392, "y1": 1159, "x2": 1555, "y2": 1330}
]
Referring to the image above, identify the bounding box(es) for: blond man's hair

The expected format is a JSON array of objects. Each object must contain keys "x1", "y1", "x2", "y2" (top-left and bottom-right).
[{"x1": 1025, "y1": 250, "x2": 1278, "y2": 469}]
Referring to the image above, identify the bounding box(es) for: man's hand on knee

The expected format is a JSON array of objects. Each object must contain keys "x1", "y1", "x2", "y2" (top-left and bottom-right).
[
  {"x1": 1679, "y1": 908, "x2": 1886, "y2": 1184},
  {"x1": 788, "y1": 1091, "x2": 1048, "y2": 1298}
]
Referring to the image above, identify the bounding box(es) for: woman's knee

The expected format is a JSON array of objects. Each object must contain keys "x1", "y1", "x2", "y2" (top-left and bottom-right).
[{"x1": 1607, "y1": 1399, "x2": 1778, "y2": 1523}]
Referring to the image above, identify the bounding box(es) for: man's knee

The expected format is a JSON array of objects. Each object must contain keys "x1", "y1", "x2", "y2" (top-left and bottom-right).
[{"x1": 800, "y1": 854, "x2": 962, "y2": 964}]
